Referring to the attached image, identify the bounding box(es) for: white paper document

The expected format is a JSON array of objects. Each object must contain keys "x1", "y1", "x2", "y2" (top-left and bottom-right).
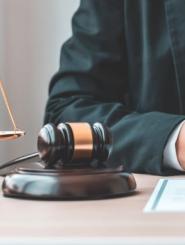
[{"x1": 144, "y1": 179, "x2": 185, "y2": 212}]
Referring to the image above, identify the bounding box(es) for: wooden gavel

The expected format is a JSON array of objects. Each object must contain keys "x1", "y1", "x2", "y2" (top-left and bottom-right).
[{"x1": 2, "y1": 122, "x2": 136, "y2": 200}]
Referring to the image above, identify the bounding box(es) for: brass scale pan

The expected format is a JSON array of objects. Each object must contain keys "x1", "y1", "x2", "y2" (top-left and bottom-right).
[{"x1": 0, "y1": 80, "x2": 25, "y2": 140}]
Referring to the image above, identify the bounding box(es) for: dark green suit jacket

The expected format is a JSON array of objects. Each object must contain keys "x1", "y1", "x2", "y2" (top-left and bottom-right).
[{"x1": 44, "y1": 0, "x2": 185, "y2": 175}]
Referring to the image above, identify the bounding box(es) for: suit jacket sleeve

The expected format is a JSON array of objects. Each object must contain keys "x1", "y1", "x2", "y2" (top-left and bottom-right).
[{"x1": 44, "y1": 0, "x2": 185, "y2": 175}]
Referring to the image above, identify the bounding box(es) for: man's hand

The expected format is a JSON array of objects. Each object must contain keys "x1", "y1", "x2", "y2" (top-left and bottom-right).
[{"x1": 176, "y1": 123, "x2": 185, "y2": 170}]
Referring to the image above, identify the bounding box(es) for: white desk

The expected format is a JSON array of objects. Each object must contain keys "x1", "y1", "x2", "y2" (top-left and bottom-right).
[{"x1": 0, "y1": 174, "x2": 185, "y2": 244}]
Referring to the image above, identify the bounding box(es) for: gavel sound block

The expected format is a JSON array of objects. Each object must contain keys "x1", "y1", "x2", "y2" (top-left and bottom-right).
[{"x1": 2, "y1": 167, "x2": 136, "y2": 200}]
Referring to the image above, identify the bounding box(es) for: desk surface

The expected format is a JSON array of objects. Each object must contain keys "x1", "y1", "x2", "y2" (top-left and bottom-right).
[{"x1": 0, "y1": 174, "x2": 185, "y2": 244}]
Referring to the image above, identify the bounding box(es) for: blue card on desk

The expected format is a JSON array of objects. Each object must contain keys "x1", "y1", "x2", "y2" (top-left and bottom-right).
[{"x1": 144, "y1": 179, "x2": 185, "y2": 212}]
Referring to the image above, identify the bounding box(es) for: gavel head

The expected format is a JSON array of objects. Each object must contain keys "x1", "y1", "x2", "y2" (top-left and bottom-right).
[{"x1": 37, "y1": 122, "x2": 112, "y2": 168}]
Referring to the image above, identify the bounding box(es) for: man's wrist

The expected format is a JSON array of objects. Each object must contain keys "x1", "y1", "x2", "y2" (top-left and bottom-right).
[
  {"x1": 176, "y1": 122, "x2": 185, "y2": 170},
  {"x1": 163, "y1": 121, "x2": 185, "y2": 171}
]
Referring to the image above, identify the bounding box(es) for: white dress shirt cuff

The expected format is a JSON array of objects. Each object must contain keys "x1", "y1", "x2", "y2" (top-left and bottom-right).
[{"x1": 163, "y1": 121, "x2": 185, "y2": 171}]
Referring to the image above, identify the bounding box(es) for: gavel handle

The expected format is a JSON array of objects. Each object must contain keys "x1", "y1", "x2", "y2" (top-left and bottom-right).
[{"x1": 0, "y1": 152, "x2": 40, "y2": 170}]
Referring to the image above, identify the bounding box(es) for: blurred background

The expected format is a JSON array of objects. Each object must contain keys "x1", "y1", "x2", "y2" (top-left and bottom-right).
[{"x1": 0, "y1": 0, "x2": 79, "y2": 163}]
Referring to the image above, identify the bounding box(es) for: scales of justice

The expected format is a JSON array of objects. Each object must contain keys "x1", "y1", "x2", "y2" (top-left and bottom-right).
[{"x1": 0, "y1": 80, "x2": 25, "y2": 141}]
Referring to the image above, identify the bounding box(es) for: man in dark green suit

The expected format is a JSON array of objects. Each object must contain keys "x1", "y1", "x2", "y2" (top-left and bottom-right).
[{"x1": 44, "y1": 0, "x2": 185, "y2": 175}]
